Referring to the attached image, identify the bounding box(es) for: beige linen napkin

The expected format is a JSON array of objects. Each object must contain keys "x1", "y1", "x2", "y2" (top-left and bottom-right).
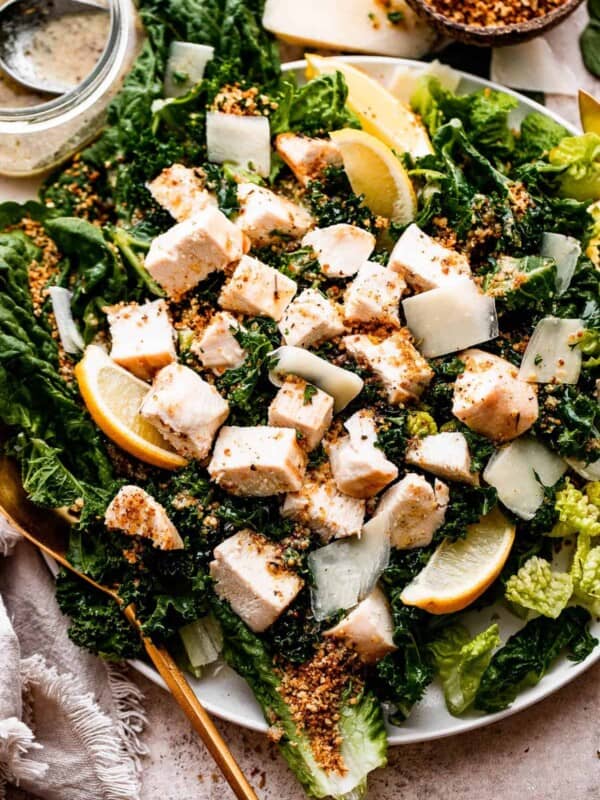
[{"x1": 0, "y1": 519, "x2": 148, "y2": 800}]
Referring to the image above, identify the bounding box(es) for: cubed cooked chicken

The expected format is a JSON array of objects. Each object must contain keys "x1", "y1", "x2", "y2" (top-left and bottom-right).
[
  {"x1": 106, "y1": 299, "x2": 176, "y2": 382},
  {"x1": 343, "y1": 330, "x2": 433, "y2": 405},
  {"x1": 105, "y1": 485, "x2": 183, "y2": 550},
  {"x1": 344, "y1": 261, "x2": 405, "y2": 327},
  {"x1": 235, "y1": 183, "x2": 313, "y2": 246},
  {"x1": 218, "y1": 255, "x2": 297, "y2": 321},
  {"x1": 388, "y1": 223, "x2": 471, "y2": 291},
  {"x1": 268, "y1": 379, "x2": 334, "y2": 451},
  {"x1": 140, "y1": 363, "x2": 229, "y2": 461},
  {"x1": 145, "y1": 207, "x2": 248, "y2": 300},
  {"x1": 278, "y1": 288, "x2": 344, "y2": 349},
  {"x1": 327, "y1": 410, "x2": 398, "y2": 498},
  {"x1": 275, "y1": 133, "x2": 342, "y2": 186},
  {"x1": 208, "y1": 426, "x2": 306, "y2": 496},
  {"x1": 302, "y1": 224, "x2": 375, "y2": 278},
  {"x1": 367, "y1": 473, "x2": 449, "y2": 549},
  {"x1": 323, "y1": 586, "x2": 397, "y2": 664},
  {"x1": 146, "y1": 163, "x2": 216, "y2": 222},
  {"x1": 453, "y1": 348, "x2": 539, "y2": 442},
  {"x1": 282, "y1": 476, "x2": 365, "y2": 541},
  {"x1": 405, "y1": 431, "x2": 477, "y2": 484},
  {"x1": 210, "y1": 530, "x2": 303, "y2": 632},
  {"x1": 191, "y1": 311, "x2": 246, "y2": 375}
]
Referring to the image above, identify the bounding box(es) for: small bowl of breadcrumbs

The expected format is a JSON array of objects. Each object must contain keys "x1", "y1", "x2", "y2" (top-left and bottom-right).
[{"x1": 404, "y1": 0, "x2": 585, "y2": 46}]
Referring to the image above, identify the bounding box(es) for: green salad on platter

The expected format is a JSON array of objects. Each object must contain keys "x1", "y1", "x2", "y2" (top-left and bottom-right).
[{"x1": 1, "y1": 1, "x2": 600, "y2": 797}]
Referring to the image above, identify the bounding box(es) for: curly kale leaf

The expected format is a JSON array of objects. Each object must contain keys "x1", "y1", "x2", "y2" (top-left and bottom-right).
[
  {"x1": 535, "y1": 383, "x2": 600, "y2": 462},
  {"x1": 271, "y1": 72, "x2": 360, "y2": 136},
  {"x1": 474, "y1": 606, "x2": 597, "y2": 713},
  {"x1": 484, "y1": 255, "x2": 557, "y2": 312},
  {"x1": 436, "y1": 484, "x2": 498, "y2": 543},
  {"x1": 56, "y1": 571, "x2": 143, "y2": 661}
]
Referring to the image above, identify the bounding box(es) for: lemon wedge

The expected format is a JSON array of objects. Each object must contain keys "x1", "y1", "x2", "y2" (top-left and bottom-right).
[
  {"x1": 330, "y1": 128, "x2": 417, "y2": 223},
  {"x1": 305, "y1": 53, "x2": 433, "y2": 158},
  {"x1": 579, "y1": 89, "x2": 600, "y2": 135},
  {"x1": 401, "y1": 508, "x2": 516, "y2": 614},
  {"x1": 75, "y1": 345, "x2": 187, "y2": 470}
]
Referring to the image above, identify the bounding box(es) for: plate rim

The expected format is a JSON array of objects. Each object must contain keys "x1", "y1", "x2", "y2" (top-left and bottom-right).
[{"x1": 17, "y1": 54, "x2": 599, "y2": 745}]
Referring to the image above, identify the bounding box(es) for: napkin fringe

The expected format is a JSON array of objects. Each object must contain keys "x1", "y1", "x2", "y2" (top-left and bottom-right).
[
  {"x1": 22, "y1": 655, "x2": 141, "y2": 800},
  {"x1": 105, "y1": 663, "x2": 149, "y2": 774},
  {"x1": 0, "y1": 716, "x2": 47, "y2": 790}
]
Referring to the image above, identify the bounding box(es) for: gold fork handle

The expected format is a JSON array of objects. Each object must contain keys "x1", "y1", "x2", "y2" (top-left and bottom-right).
[{"x1": 123, "y1": 608, "x2": 259, "y2": 800}]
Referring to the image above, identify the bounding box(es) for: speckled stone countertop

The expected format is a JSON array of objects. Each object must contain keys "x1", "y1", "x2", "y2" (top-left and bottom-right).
[{"x1": 137, "y1": 662, "x2": 600, "y2": 799}]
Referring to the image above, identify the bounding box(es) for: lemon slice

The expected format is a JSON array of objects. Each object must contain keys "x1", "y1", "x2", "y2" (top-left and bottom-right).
[
  {"x1": 400, "y1": 508, "x2": 516, "y2": 615},
  {"x1": 330, "y1": 128, "x2": 417, "y2": 224},
  {"x1": 75, "y1": 345, "x2": 187, "y2": 470},
  {"x1": 579, "y1": 89, "x2": 600, "y2": 135},
  {"x1": 305, "y1": 53, "x2": 433, "y2": 158}
]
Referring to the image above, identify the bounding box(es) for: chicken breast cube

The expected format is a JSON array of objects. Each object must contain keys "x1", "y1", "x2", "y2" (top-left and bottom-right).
[
  {"x1": 140, "y1": 364, "x2": 229, "y2": 461},
  {"x1": 210, "y1": 530, "x2": 303, "y2": 632},
  {"x1": 278, "y1": 288, "x2": 344, "y2": 348},
  {"x1": 453, "y1": 348, "x2": 539, "y2": 443},
  {"x1": 406, "y1": 432, "x2": 477, "y2": 484},
  {"x1": 107, "y1": 299, "x2": 176, "y2": 381},
  {"x1": 282, "y1": 476, "x2": 365, "y2": 541},
  {"x1": 191, "y1": 311, "x2": 246, "y2": 375},
  {"x1": 275, "y1": 133, "x2": 342, "y2": 186},
  {"x1": 236, "y1": 183, "x2": 313, "y2": 246},
  {"x1": 302, "y1": 224, "x2": 375, "y2": 278},
  {"x1": 146, "y1": 163, "x2": 216, "y2": 222},
  {"x1": 369, "y1": 474, "x2": 449, "y2": 549},
  {"x1": 343, "y1": 330, "x2": 433, "y2": 405},
  {"x1": 388, "y1": 223, "x2": 471, "y2": 291},
  {"x1": 105, "y1": 485, "x2": 183, "y2": 550},
  {"x1": 328, "y1": 410, "x2": 398, "y2": 498},
  {"x1": 268, "y1": 379, "x2": 334, "y2": 451},
  {"x1": 145, "y1": 207, "x2": 247, "y2": 301},
  {"x1": 323, "y1": 586, "x2": 396, "y2": 664},
  {"x1": 208, "y1": 426, "x2": 306, "y2": 496},
  {"x1": 219, "y1": 255, "x2": 297, "y2": 321},
  {"x1": 344, "y1": 261, "x2": 405, "y2": 327}
]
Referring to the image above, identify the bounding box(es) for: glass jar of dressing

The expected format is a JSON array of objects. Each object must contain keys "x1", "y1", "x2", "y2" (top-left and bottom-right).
[{"x1": 0, "y1": 0, "x2": 142, "y2": 176}]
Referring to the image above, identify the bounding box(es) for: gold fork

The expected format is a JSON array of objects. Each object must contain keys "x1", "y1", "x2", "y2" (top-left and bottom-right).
[{"x1": 0, "y1": 454, "x2": 258, "y2": 800}]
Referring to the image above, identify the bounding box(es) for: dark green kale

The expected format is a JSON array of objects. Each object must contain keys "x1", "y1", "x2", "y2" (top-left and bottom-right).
[
  {"x1": 307, "y1": 165, "x2": 378, "y2": 231},
  {"x1": 375, "y1": 412, "x2": 408, "y2": 465},
  {"x1": 215, "y1": 317, "x2": 280, "y2": 425},
  {"x1": 56, "y1": 571, "x2": 143, "y2": 660},
  {"x1": 271, "y1": 72, "x2": 360, "y2": 136},
  {"x1": 263, "y1": 589, "x2": 323, "y2": 664},
  {"x1": 535, "y1": 383, "x2": 600, "y2": 462},
  {"x1": 484, "y1": 255, "x2": 557, "y2": 313},
  {"x1": 436, "y1": 484, "x2": 498, "y2": 543},
  {"x1": 514, "y1": 112, "x2": 569, "y2": 164},
  {"x1": 475, "y1": 606, "x2": 597, "y2": 713},
  {"x1": 419, "y1": 356, "x2": 465, "y2": 422}
]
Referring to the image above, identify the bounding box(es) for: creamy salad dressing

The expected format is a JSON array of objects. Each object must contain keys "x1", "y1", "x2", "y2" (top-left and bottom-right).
[{"x1": 0, "y1": 5, "x2": 110, "y2": 107}]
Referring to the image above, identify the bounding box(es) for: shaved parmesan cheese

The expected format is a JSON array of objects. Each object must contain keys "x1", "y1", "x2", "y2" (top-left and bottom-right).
[
  {"x1": 566, "y1": 457, "x2": 600, "y2": 481},
  {"x1": 483, "y1": 438, "x2": 567, "y2": 520},
  {"x1": 519, "y1": 317, "x2": 583, "y2": 384},
  {"x1": 48, "y1": 286, "x2": 84, "y2": 355},
  {"x1": 164, "y1": 42, "x2": 214, "y2": 98},
  {"x1": 262, "y1": 0, "x2": 436, "y2": 57},
  {"x1": 269, "y1": 346, "x2": 363, "y2": 412},
  {"x1": 308, "y1": 524, "x2": 390, "y2": 621},
  {"x1": 388, "y1": 59, "x2": 461, "y2": 104},
  {"x1": 490, "y1": 39, "x2": 577, "y2": 96},
  {"x1": 540, "y1": 232, "x2": 581, "y2": 295},
  {"x1": 206, "y1": 113, "x2": 271, "y2": 178},
  {"x1": 402, "y1": 277, "x2": 498, "y2": 358}
]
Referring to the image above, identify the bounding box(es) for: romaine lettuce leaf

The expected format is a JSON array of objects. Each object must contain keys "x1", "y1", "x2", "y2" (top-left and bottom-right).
[
  {"x1": 505, "y1": 557, "x2": 572, "y2": 619},
  {"x1": 549, "y1": 132, "x2": 600, "y2": 201},
  {"x1": 214, "y1": 601, "x2": 387, "y2": 800},
  {"x1": 429, "y1": 623, "x2": 500, "y2": 715}
]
